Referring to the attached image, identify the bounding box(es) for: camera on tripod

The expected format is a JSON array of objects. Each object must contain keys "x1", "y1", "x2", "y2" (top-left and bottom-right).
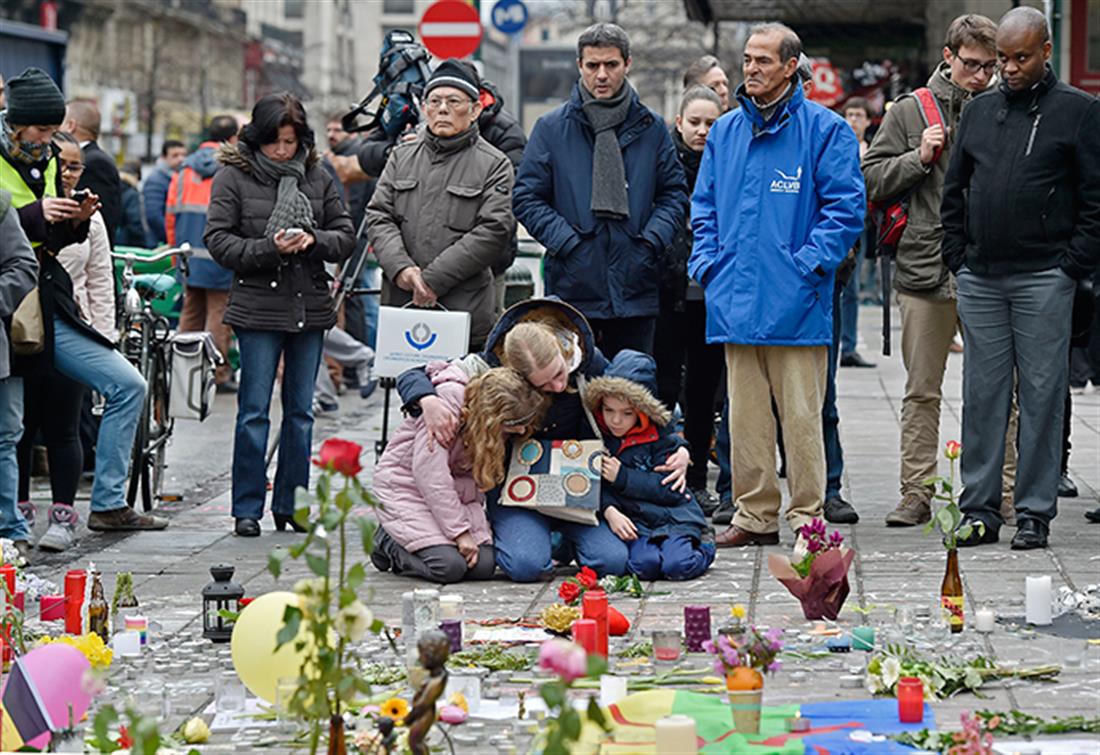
[{"x1": 342, "y1": 30, "x2": 432, "y2": 142}]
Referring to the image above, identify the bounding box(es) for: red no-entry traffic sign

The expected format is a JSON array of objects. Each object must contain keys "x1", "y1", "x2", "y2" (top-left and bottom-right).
[{"x1": 419, "y1": 0, "x2": 483, "y2": 60}]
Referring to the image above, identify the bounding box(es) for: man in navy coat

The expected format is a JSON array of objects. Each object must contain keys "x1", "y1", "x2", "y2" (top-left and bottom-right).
[{"x1": 513, "y1": 22, "x2": 686, "y2": 358}]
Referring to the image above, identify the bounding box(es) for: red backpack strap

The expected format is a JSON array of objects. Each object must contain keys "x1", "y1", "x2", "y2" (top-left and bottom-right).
[{"x1": 912, "y1": 87, "x2": 946, "y2": 164}]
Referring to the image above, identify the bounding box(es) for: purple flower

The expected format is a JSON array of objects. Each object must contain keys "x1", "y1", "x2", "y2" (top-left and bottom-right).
[
  {"x1": 712, "y1": 659, "x2": 726, "y2": 675},
  {"x1": 828, "y1": 530, "x2": 844, "y2": 548},
  {"x1": 807, "y1": 538, "x2": 824, "y2": 554},
  {"x1": 767, "y1": 660, "x2": 782, "y2": 673}
]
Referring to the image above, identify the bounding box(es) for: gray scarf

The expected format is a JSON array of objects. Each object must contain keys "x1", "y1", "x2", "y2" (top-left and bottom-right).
[
  {"x1": 579, "y1": 81, "x2": 633, "y2": 220},
  {"x1": 250, "y1": 147, "x2": 316, "y2": 238}
]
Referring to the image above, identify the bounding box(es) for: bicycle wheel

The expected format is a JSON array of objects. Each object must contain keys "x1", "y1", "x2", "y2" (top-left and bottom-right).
[
  {"x1": 141, "y1": 346, "x2": 172, "y2": 508},
  {"x1": 127, "y1": 380, "x2": 151, "y2": 510}
]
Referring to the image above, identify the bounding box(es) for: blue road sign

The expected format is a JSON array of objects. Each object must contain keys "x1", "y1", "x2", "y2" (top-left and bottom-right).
[{"x1": 491, "y1": 0, "x2": 528, "y2": 35}]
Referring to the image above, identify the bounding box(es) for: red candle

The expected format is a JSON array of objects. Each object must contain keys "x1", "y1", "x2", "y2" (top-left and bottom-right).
[
  {"x1": 40, "y1": 594, "x2": 66, "y2": 621},
  {"x1": 64, "y1": 569, "x2": 87, "y2": 635},
  {"x1": 572, "y1": 619, "x2": 598, "y2": 655},
  {"x1": 582, "y1": 590, "x2": 609, "y2": 657},
  {"x1": 0, "y1": 564, "x2": 15, "y2": 597},
  {"x1": 896, "y1": 677, "x2": 924, "y2": 723},
  {"x1": 13, "y1": 591, "x2": 23, "y2": 613}
]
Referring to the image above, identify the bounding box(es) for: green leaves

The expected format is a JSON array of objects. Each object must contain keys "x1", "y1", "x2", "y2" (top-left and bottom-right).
[
  {"x1": 357, "y1": 517, "x2": 377, "y2": 557},
  {"x1": 540, "y1": 680, "x2": 566, "y2": 709},
  {"x1": 268, "y1": 548, "x2": 289, "y2": 580},
  {"x1": 275, "y1": 605, "x2": 303, "y2": 651},
  {"x1": 305, "y1": 552, "x2": 329, "y2": 577},
  {"x1": 586, "y1": 653, "x2": 608, "y2": 679}
]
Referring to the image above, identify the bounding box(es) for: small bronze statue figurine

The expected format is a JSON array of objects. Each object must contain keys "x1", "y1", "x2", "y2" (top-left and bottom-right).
[{"x1": 405, "y1": 629, "x2": 451, "y2": 755}]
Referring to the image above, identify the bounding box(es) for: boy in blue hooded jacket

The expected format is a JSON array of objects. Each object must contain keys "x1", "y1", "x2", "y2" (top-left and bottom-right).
[{"x1": 585, "y1": 351, "x2": 716, "y2": 580}]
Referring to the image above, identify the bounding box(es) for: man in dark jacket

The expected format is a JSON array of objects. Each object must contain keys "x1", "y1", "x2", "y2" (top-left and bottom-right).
[
  {"x1": 941, "y1": 7, "x2": 1100, "y2": 550},
  {"x1": 513, "y1": 22, "x2": 687, "y2": 358},
  {"x1": 143, "y1": 139, "x2": 185, "y2": 246},
  {"x1": 62, "y1": 99, "x2": 122, "y2": 246}
]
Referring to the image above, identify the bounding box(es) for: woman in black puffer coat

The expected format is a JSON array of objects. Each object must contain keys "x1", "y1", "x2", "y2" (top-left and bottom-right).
[
  {"x1": 651, "y1": 86, "x2": 724, "y2": 507},
  {"x1": 205, "y1": 92, "x2": 355, "y2": 537}
]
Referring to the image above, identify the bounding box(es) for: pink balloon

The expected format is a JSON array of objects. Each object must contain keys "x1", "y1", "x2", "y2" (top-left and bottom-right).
[{"x1": 2, "y1": 644, "x2": 93, "y2": 749}]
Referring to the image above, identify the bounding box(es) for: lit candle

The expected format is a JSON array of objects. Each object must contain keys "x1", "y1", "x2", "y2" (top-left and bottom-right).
[
  {"x1": 572, "y1": 618, "x2": 598, "y2": 656},
  {"x1": 439, "y1": 595, "x2": 464, "y2": 620},
  {"x1": 655, "y1": 714, "x2": 698, "y2": 754},
  {"x1": 582, "y1": 591, "x2": 609, "y2": 657},
  {"x1": 40, "y1": 594, "x2": 66, "y2": 621},
  {"x1": 1025, "y1": 576, "x2": 1052, "y2": 626},
  {"x1": 896, "y1": 677, "x2": 924, "y2": 723},
  {"x1": 975, "y1": 608, "x2": 995, "y2": 633}
]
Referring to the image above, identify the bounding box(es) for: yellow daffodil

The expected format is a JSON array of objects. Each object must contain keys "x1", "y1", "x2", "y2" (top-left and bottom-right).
[
  {"x1": 448, "y1": 691, "x2": 469, "y2": 714},
  {"x1": 731, "y1": 604, "x2": 747, "y2": 620},
  {"x1": 381, "y1": 697, "x2": 409, "y2": 723},
  {"x1": 38, "y1": 632, "x2": 113, "y2": 670}
]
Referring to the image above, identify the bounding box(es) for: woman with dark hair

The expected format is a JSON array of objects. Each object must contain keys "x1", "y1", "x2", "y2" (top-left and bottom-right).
[{"x1": 205, "y1": 92, "x2": 355, "y2": 537}]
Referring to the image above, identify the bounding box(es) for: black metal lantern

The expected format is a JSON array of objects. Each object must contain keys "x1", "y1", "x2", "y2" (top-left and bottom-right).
[{"x1": 202, "y1": 564, "x2": 244, "y2": 643}]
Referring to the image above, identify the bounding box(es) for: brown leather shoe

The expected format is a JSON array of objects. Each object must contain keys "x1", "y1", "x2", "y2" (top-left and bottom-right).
[{"x1": 715, "y1": 525, "x2": 779, "y2": 547}]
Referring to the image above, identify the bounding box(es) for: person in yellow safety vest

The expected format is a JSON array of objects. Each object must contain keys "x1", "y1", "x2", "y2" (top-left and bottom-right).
[{"x1": 0, "y1": 67, "x2": 168, "y2": 557}]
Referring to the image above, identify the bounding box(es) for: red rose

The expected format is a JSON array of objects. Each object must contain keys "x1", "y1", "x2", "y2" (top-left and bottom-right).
[
  {"x1": 576, "y1": 567, "x2": 598, "y2": 590},
  {"x1": 558, "y1": 581, "x2": 581, "y2": 605},
  {"x1": 313, "y1": 438, "x2": 363, "y2": 477},
  {"x1": 945, "y1": 440, "x2": 961, "y2": 460},
  {"x1": 118, "y1": 726, "x2": 133, "y2": 749}
]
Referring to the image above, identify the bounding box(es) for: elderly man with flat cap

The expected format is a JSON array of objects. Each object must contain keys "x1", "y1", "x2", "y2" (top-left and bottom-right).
[{"x1": 367, "y1": 60, "x2": 515, "y2": 351}]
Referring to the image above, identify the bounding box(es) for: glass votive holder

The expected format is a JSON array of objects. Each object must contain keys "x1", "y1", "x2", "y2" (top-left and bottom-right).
[
  {"x1": 216, "y1": 671, "x2": 246, "y2": 713},
  {"x1": 652, "y1": 629, "x2": 682, "y2": 664}
]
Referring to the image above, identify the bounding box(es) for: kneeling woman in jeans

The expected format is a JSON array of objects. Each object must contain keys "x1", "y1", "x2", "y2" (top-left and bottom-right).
[
  {"x1": 371, "y1": 365, "x2": 546, "y2": 583},
  {"x1": 205, "y1": 92, "x2": 354, "y2": 537}
]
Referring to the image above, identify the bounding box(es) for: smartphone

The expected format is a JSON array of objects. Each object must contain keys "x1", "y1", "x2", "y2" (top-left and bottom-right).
[
  {"x1": 72, "y1": 189, "x2": 91, "y2": 203},
  {"x1": 283, "y1": 227, "x2": 304, "y2": 239}
]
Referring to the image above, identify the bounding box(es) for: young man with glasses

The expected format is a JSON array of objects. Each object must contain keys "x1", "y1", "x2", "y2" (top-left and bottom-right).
[
  {"x1": 863, "y1": 14, "x2": 1000, "y2": 528},
  {"x1": 367, "y1": 60, "x2": 516, "y2": 351}
]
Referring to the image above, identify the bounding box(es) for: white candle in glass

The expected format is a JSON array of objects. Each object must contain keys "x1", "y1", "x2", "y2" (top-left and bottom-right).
[
  {"x1": 975, "y1": 608, "x2": 995, "y2": 633},
  {"x1": 599, "y1": 674, "x2": 628, "y2": 707},
  {"x1": 1025, "y1": 576, "x2": 1052, "y2": 626},
  {"x1": 655, "y1": 714, "x2": 698, "y2": 754}
]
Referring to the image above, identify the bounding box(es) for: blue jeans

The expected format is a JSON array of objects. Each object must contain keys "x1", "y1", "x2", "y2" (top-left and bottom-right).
[
  {"x1": 0, "y1": 377, "x2": 30, "y2": 541},
  {"x1": 824, "y1": 284, "x2": 845, "y2": 499},
  {"x1": 487, "y1": 493, "x2": 629, "y2": 582},
  {"x1": 53, "y1": 317, "x2": 146, "y2": 512},
  {"x1": 627, "y1": 535, "x2": 715, "y2": 581},
  {"x1": 232, "y1": 328, "x2": 324, "y2": 520},
  {"x1": 363, "y1": 266, "x2": 380, "y2": 350}
]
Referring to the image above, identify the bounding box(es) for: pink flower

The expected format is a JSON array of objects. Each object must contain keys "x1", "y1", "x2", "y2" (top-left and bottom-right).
[
  {"x1": 538, "y1": 638, "x2": 588, "y2": 683},
  {"x1": 945, "y1": 440, "x2": 961, "y2": 460}
]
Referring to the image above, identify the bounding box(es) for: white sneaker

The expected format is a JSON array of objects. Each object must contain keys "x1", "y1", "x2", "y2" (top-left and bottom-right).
[{"x1": 37, "y1": 504, "x2": 78, "y2": 552}]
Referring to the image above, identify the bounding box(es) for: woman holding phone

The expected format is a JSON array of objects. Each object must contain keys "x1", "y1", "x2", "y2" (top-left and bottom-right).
[{"x1": 205, "y1": 92, "x2": 355, "y2": 537}]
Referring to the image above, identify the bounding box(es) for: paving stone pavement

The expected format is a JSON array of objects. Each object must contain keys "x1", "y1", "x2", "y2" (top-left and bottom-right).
[{"x1": 24, "y1": 306, "x2": 1100, "y2": 751}]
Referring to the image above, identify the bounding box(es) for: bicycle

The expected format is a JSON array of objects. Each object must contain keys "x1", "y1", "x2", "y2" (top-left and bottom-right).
[{"x1": 110, "y1": 244, "x2": 191, "y2": 512}]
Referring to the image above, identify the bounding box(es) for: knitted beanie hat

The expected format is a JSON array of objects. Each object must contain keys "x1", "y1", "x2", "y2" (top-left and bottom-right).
[
  {"x1": 423, "y1": 59, "x2": 480, "y2": 101},
  {"x1": 5, "y1": 67, "x2": 66, "y2": 126}
]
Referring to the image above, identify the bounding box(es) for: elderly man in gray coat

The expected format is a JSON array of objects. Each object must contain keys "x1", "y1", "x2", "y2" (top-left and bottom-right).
[
  {"x1": 0, "y1": 190, "x2": 43, "y2": 561},
  {"x1": 367, "y1": 60, "x2": 515, "y2": 350}
]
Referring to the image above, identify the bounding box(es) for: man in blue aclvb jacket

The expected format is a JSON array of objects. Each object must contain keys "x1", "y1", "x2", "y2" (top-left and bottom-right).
[
  {"x1": 512, "y1": 23, "x2": 687, "y2": 358},
  {"x1": 689, "y1": 23, "x2": 865, "y2": 548}
]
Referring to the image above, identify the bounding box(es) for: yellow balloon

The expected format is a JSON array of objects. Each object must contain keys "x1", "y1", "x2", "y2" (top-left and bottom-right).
[{"x1": 231, "y1": 591, "x2": 310, "y2": 704}]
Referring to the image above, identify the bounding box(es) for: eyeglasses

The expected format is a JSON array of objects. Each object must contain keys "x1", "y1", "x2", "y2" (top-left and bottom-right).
[
  {"x1": 425, "y1": 95, "x2": 473, "y2": 112},
  {"x1": 61, "y1": 162, "x2": 85, "y2": 174},
  {"x1": 953, "y1": 53, "x2": 997, "y2": 75}
]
